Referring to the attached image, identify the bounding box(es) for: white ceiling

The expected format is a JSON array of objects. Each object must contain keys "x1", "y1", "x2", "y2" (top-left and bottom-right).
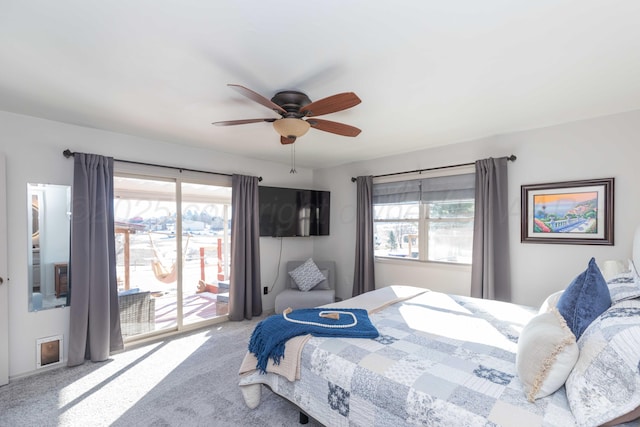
[{"x1": 2, "y1": 1, "x2": 640, "y2": 168}]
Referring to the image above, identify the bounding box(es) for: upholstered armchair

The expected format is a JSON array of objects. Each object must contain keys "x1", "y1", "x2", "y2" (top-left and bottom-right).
[{"x1": 274, "y1": 260, "x2": 336, "y2": 314}]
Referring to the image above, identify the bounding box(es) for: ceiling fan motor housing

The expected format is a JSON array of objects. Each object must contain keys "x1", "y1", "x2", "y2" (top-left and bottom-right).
[{"x1": 270, "y1": 91, "x2": 311, "y2": 118}]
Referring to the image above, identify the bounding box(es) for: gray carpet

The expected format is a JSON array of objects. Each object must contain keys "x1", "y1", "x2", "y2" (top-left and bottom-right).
[{"x1": 0, "y1": 316, "x2": 321, "y2": 427}]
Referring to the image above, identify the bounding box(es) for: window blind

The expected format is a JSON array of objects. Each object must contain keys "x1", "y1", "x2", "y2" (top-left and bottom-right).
[{"x1": 373, "y1": 173, "x2": 475, "y2": 204}]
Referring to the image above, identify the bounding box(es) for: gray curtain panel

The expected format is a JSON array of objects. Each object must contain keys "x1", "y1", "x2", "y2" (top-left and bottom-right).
[
  {"x1": 471, "y1": 157, "x2": 511, "y2": 301},
  {"x1": 352, "y1": 176, "x2": 375, "y2": 297},
  {"x1": 67, "y1": 153, "x2": 123, "y2": 367},
  {"x1": 229, "y1": 174, "x2": 262, "y2": 320}
]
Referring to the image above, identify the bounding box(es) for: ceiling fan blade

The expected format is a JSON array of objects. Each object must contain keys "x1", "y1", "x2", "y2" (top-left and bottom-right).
[
  {"x1": 300, "y1": 92, "x2": 361, "y2": 117},
  {"x1": 212, "y1": 118, "x2": 276, "y2": 126},
  {"x1": 227, "y1": 84, "x2": 287, "y2": 115},
  {"x1": 280, "y1": 136, "x2": 296, "y2": 145},
  {"x1": 308, "y1": 118, "x2": 361, "y2": 137}
]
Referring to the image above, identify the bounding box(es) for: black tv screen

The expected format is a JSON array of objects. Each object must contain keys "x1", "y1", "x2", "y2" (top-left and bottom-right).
[{"x1": 258, "y1": 186, "x2": 330, "y2": 237}]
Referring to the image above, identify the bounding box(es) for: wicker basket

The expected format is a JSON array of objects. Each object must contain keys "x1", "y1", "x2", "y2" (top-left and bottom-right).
[{"x1": 119, "y1": 291, "x2": 156, "y2": 337}]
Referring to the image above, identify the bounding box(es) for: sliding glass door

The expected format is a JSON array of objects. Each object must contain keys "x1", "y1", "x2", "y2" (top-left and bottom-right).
[
  {"x1": 113, "y1": 174, "x2": 231, "y2": 340},
  {"x1": 180, "y1": 182, "x2": 231, "y2": 326}
]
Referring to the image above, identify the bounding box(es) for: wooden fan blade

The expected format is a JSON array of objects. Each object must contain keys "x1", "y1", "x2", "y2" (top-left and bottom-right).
[
  {"x1": 300, "y1": 92, "x2": 361, "y2": 117},
  {"x1": 280, "y1": 136, "x2": 296, "y2": 145},
  {"x1": 308, "y1": 118, "x2": 361, "y2": 137},
  {"x1": 227, "y1": 84, "x2": 287, "y2": 115},
  {"x1": 212, "y1": 118, "x2": 276, "y2": 126}
]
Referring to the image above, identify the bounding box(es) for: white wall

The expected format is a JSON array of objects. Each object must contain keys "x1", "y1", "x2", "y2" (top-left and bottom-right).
[
  {"x1": 0, "y1": 110, "x2": 314, "y2": 378},
  {"x1": 3, "y1": 107, "x2": 640, "y2": 379},
  {"x1": 314, "y1": 109, "x2": 640, "y2": 307}
]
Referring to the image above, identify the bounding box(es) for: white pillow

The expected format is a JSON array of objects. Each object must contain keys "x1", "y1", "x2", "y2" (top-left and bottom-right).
[
  {"x1": 538, "y1": 290, "x2": 564, "y2": 314},
  {"x1": 566, "y1": 299, "x2": 640, "y2": 427},
  {"x1": 288, "y1": 258, "x2": 326, "y2": 292},
  {"x1": 516, "y1": 308, "x2": 579, "y2": 402}
]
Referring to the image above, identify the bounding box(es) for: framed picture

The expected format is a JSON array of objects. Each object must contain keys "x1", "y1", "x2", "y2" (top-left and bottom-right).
[{"x1": 521, "y1": 178, "x2": 614, "y2": 245}]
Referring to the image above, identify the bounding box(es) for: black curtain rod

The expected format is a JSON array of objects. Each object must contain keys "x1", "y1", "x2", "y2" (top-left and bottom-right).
[
  {"x1": 63, "y1": 149, "x2": 262, "y2": 181},
  {"x1": 350, "y1": 154, "x2": 516, "y2": 182}
]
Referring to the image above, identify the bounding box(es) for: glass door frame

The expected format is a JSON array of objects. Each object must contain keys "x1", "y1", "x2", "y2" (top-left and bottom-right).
[{"x1": 114, "y1": 164, "x2": 232, "y2": 342}]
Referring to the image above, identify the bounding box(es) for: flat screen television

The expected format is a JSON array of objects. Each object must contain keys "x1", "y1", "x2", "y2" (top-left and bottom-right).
[{"x1": 258, "y1": 186, "x2": 330, "y2": 237}]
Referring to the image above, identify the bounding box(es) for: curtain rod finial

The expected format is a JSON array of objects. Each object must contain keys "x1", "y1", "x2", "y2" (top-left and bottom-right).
[
  {"x1": 351, "y1": 177, "x2": 356, "y2": 182},
  {"x1": 63, "y1": 149, "x2": 74, "y2": 158},
  {"x1": 508, "y1": 154, "x2": 517, "y2": 161}
]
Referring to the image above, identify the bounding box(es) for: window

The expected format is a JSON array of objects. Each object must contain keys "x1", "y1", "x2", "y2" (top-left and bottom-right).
[{"x1": 373, "y1": 172, "x2": 475, "y2": 264}]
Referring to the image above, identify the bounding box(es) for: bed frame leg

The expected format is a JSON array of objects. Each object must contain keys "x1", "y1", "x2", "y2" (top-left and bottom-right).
[{"x1": 299, "y1": 412, "x2": 309, "y2": 424}]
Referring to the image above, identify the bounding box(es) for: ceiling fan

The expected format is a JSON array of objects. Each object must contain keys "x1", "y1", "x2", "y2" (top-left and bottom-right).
[{"x1": 212, "y1": 84, "x2": 362, "y2": 144}]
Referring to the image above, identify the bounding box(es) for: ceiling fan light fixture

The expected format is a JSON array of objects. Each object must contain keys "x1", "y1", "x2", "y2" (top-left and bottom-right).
[{"x1": 273, "y1": 118, "x2": 310, "y2": 139}]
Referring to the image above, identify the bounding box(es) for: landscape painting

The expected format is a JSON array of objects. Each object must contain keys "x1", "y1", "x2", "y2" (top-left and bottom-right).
[{"x1": 521, "y1": 178, "x2": 614, "y2": 245}]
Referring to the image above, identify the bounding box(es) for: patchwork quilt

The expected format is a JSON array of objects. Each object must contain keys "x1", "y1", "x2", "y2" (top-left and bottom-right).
[{"x1": 239, "y1": 289, "x2": 578, "y2": 426}]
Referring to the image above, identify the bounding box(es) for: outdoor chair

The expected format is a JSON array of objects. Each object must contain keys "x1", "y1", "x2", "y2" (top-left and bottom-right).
[{"x1": 118, "y1": 291, "x2": 156, "y2": 337}]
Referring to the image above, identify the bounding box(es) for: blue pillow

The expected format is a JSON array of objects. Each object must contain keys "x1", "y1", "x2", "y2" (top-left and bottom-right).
[{"x1": 557, "y1": 258, "x2": 611, "y2": 339}]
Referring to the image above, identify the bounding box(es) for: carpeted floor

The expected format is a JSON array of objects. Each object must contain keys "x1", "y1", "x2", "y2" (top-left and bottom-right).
[{"x1": 0, "y1": 316, "x2": 321, "y2": 427}]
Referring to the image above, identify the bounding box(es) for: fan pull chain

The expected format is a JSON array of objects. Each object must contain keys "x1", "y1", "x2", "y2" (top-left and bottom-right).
[{"x1": 290, "y1": 143, "x2": 297, "y2": 174}]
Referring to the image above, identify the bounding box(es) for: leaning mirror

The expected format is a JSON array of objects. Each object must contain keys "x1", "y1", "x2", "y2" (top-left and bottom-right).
[{"x1": 27, "y1": 183, "x2": 71, "y2": 311}]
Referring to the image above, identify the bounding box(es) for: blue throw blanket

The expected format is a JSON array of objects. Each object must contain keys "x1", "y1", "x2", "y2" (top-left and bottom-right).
[{"x1": 249, "y1": 308, "x2": 379, "y2": 373}]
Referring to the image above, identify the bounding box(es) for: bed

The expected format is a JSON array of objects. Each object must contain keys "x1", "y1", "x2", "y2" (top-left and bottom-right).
[{"x1": 239, "y1": 244, "x2": 640, "y2": 426}]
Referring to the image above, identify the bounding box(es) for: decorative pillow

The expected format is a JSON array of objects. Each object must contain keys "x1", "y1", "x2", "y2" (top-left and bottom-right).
[
  {"x1": 288, "y1": 258, "x2": 326, "y2": 292},
  {"x1": 516, "y1": 308, "x2": 579, "y2": 402},
  {"x1": 313, "y1": 269, "x2": 331, "y2": 290},
  {"x1": 557, "y1": 257, "x2": 611, "y2": 339},
  {"x1": 565, "y1": 299, "x2": 640, "y2": 427},
  {"x1": 600, "y1": 259, "x2": 629, "y2": 281},
  {"x1": 607, "y1": 259, "x2": 640, "y2": 304},
  {"x1": 538, "y1": 290, "x2": 564, "y2": 314}
]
